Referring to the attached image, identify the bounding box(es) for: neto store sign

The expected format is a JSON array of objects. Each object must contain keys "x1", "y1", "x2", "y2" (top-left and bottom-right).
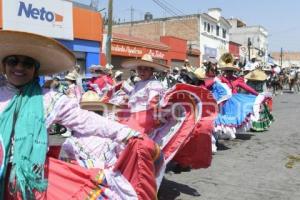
[
  {"x1": 112, "y1": 44, "x2": 166, "y2": 59},
  {"x1": 3, "y1": 0, "x2": 73, "y2": 40}
]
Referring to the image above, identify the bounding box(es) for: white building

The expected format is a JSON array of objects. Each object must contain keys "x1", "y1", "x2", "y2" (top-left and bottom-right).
[
  {"x1": 228, "y1": 18, "x2": 268, "y2": 63},
  {"x1": 112, "y1": 8, "x2": 231, "y2": 65},
  {"x1": 200, "y1": 8, "x2": 231, "y2": 60}
]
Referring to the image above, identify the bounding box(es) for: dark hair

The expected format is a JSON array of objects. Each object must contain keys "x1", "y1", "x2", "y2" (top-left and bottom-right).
[
  {"x1": 184, "y1": 72, "x2": 204, "y2": 86},
  {"x1": 206, "y1": 63, "x2": 217, "y2": 75}
]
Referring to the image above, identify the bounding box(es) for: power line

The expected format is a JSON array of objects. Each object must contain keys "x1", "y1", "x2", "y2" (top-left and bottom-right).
[
  {"x1": 151, "y1": 0, "x2": 200, "y2": 35},
  {"x1": 159, "y1": 0, "x2": 186, "y2": 16}
]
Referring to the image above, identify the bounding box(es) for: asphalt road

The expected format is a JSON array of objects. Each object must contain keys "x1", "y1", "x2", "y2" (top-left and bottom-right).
[{"x1": 158, "y1": 92, "x2": 300, "y2": 200}]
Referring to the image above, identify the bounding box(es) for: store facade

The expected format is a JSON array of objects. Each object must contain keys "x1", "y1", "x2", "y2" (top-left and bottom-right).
[
  {"x1": 0, "y1": 0, "x2": 103, "y2": 76},
  {"x1": 102, "y1": 34, "x2": 191, "y2": 74}
]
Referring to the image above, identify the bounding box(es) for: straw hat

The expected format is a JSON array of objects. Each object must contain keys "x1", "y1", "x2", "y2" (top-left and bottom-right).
[
  {"x1": 218, "y1": 53, "x2": 239, "y2": 71},
  {"x1": 80, "y1": 91, "x2": 118, "y2": 112},
  {"x1": 121, "y1": 54, "x2": 169, "y2": 72},
  {"x1": 65, "y1": 72, "x2": 78, "y2": 81},
  {"x1": 114, "y1": 70, "x2": 123, "y2": 78},
  {"x1": 0, "y1": 30, "x2": 75, "y2": 75},
  {"x1": 89, "y1": 65, "x2": 110, "y2": 74},
  {"x1": 193, "y1": 68, "x2": 207, "y2": 80},
  {"x1": 244, "y1": 69, "x2": 267, "y2": 81}
]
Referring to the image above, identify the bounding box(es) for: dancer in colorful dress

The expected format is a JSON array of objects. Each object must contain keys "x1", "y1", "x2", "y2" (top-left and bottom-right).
[
  {"x1": 117, "y1": 54, "x2": 167, "y2": 134},
  {"x1": 0, "y1": 30, "x2": 158, "y2": 200},
  {"x1": 88, "y1": 65, "x2": 115, "y2": 98},
  {"x1": 109, "y1": 56, "x2": 217, "y2": 178},
  {"x1": 244, "y1": 69, "x2": 274, "y2": 131},
  {"x1": 186, "y1": 68, "x2": 231, "y2": 153},
  {"x1": 65, "y1": 70, "x2": 82, "y2": 102},
  {"x1": 212, "y1": 53, "x2": 261, "y2": 139}
]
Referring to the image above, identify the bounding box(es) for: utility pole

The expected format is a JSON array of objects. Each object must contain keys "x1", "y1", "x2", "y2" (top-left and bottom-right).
[
  {"x1": 280, "y1": 48, "x2": 283, "y2": 67},
  {"x1": 247, "y1": 37, "x2": 252, "y2": 61},
  {"x1": 106, "y1": 0, "x2": 113, "y2": 65},
  {"x1": 129, "y1": 6, "x2": 134, "y2": 36}
]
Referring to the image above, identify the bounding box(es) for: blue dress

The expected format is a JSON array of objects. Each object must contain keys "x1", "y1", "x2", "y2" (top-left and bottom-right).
[{"x1": 210, "y1": 78, "x2": 257, "y2": 128}]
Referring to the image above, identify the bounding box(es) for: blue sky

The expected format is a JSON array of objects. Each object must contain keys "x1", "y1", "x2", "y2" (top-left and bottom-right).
[{"x1": 76, "y1": 0, "x2": 300, "y2": 52}]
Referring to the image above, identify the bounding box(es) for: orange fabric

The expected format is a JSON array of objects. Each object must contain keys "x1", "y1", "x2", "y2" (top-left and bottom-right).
[{"x1": 114, "y1": 135, "x2": 157, "y2": 200}]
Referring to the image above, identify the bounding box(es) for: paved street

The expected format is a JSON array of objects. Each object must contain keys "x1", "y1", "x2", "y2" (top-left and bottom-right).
[{"x1": 158, "y1": 92, "x2": 300, "y2": 200}]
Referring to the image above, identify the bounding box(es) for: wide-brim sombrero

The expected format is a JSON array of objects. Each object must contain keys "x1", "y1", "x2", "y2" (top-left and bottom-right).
[
  {"x1": 0, "y1": 30, "x2": 75, "y2": 75},
  {"x1": 244, "y1": 69, "x2": 267, "y2": 81},
  {"x1": 121, "y1": 54, "x2": 169, "y2": 72},
  {"x1": 218, "y1": 62, "x2": 240, "y2": 71},
  {"x1": 80, "y1": 101, "x2": 119, "y2": 112},
  {"x1": 80, "y1": 91, "x2": 120, "y2": 112}
]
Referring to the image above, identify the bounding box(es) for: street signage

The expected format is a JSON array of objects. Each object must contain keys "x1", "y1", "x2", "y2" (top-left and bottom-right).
[{"x1": 3, "y1": 0, "x2": 74, "y2": 40}]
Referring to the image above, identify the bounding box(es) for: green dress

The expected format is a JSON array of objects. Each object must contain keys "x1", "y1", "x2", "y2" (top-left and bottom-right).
[{"x1": 247, "y1": 80, "x2": 274, "y2": 131}]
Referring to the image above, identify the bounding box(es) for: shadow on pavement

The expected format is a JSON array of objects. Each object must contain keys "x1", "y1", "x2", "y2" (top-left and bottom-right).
[
  {"x1": 235, "y1": 133, "x2": 254, "y2": 140},
  {"x1": 216, "y1": 141, "x2": 231, "y2": 151},
  {"x1": 158, "y1": 178, "x2": 201, "y2": 200}
]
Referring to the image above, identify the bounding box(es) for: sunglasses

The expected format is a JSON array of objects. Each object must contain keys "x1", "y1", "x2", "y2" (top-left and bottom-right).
[{"x1": 3, "y1": 56, "x2": 38, "y2": 69}]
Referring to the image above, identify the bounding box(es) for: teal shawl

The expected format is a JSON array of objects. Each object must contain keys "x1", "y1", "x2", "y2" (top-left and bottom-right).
[{"x1": 0, "y1": 80, "x2": 48, "y2": 199}]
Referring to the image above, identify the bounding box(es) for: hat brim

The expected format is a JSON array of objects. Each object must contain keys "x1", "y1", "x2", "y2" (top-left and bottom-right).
[
  {"x1": 121, "y1": 59, "x2": 169, "y2": 72},
  {"x1": 195, "y1": 75, "x2": 206, "y2": 80},
  {"x1": 80, "y1": 101, "x2": 120, "y2": 112},
  {"x1": 0, "y1": 30, "x2": 75, "y2": 75},
  {"x1": 90, "y1": 66, "x2": 109, "y2": 74},
  {"x1": 244, "y1": 70, "x2": 267, "y2": 81},
  {"x1": 65, "y1": 76, "x2": 76, "y2": 81},
  {"x1": 219, "y1": 66, "x2": 240, "y2": 71}
]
